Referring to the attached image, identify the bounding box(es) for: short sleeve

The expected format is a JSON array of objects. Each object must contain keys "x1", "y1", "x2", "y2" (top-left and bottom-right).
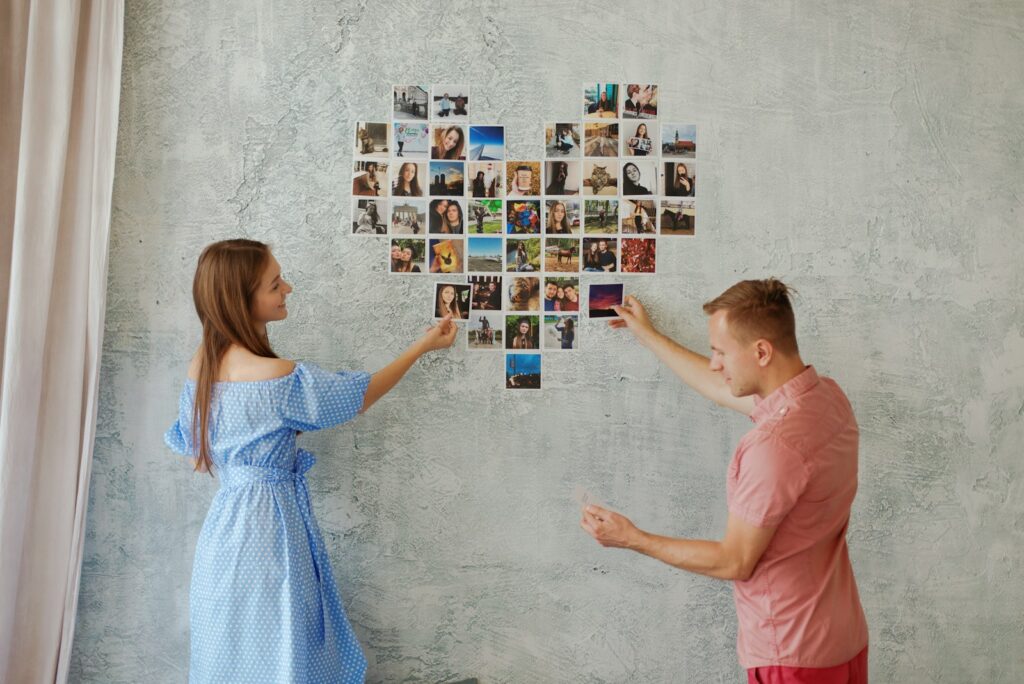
[
  {"x1": 728, "y1": 433, "x2": 809, "y2": 528},
  {"x1": 279, "y1": 362, "x2": 371, "y2": 432}
]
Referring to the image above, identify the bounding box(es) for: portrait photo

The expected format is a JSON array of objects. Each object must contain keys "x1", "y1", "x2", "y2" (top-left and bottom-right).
[
  {"x1": 620, "y1": 199, "x2": 657, "y2": 234},
  {"x1": 544, "y1": 160, "x2": 581, "y2": 196},
  {"x1": 352, "y1": 160, "x2": 389, "y2": 197},
  {"x1": 543, "y1": 276, "x2": 580, "y2": 312},
  {"x1": 620, "y1": 160, "x2": 657, "y2": 196},
  {"x1": 622, "y1": 121, "x2": 659, "y2": 158},
  {"x1": 505, "y1": 315, "x2": 540, "y2": 350},
  {"x1": 660, "y1": 199, "x2": 695, "y2": 236},
  {"x1": 431, "y1": 85, "x2": 470, "y2": 121},
  {"x1": 389, "y1": 238, "x2": 426, "y2": 274},
  {"x1": 505, "y1": 200, "x2": 541, "y2": 235},
  {"x1": 390, "y1": 161, "x2": 425, "y2": 197},
  {"x1": 431, "y1": 125, "x2": 468, "y2": 161},
  {"x1": 351, "y1": 199, "x2": 387, "y2": 235},
  {"x1": 434, "y1": 283, "x2": 471, "y2": 320},
  {"x1": 467, "y1": 162, "x2": 503, "y2": 198},
  {"x1": 505, "y1": 161, "x2": 541, "y2": 197},
  {"x1": 428, "y1": 161, "x2": 465, "y2": 196},
  {"x1": 661, "y1": 123, "x2": 696, "y2": 158},
  {"x1": 467, "y1": 237, "x2": 503, "y2": 272},
  {"x1": 393, "y1": 85, "x2": 428, "y2": 121},
  {"x1": 583, "y1": 122, "x2": 618, "y2": 157},
  {"x1": 583, "y1": 83, "x2": 619, "y2": 119},
  {"x1": 620, "y1": 238, "x2": 657, "y2": 274},
  {"x1": 468, "y1": 126, "x2": 505, "y2": 161},
  {"x1": 545, "y1": 123, "x2": 581, "y2": 157},
  {"x1": 582, "y1": 161, "x2": 618, "y2": 196},
  {"x1": 428, "y1": 198, "x2": 466, "y2": 234},
  {"x1": 354, "y1": 121, "x2": 390, "y2": 157},
  {"x1": 583, "y1": 199, "x2": 618, "y2": 234},
  {"x1": 621, "y1": 83, "x2": 658, "y2": 119},
  {"x1": 581, "y1": 237, "x2": 617, "y2": 272},
  {"x1": 390, "y1": 199, "x2": 426, "y2": 235},
  {"x1": 662, "y1": 161, "x2": 696, "y2": 197},
  {"x1": 428, "y1": 238, "x2": 464, "y2": 274},
  {"x1": 505, "y1": 237, "x2": 541, "y2": 272},
  {"x1": 505, "y1": 352, "x2": 541, "y2": 390},
  {"x1": 544, "y1": 200, "x2": 580, "y2": 235},
  {"x1": 393, "y1": 122, "x2": 430, "y2": 158},
  {"x1": 467, "y1": 199, "x2": 503, "y2": 233},
  {"x1": 544, "y1": 238, "x2": 580, "y2": 273},
  {"x1": 544, "y1": 315, "x2": 578, "y2": 351}
]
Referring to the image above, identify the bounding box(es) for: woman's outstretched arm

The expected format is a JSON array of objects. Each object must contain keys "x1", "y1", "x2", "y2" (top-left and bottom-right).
[{"x1": 360, "y1": 315, "x2": 458, "y2": 413}]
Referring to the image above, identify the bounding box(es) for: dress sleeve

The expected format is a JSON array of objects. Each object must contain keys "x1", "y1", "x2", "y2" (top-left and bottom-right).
[
  {"x1": 279, "y1": 363, "x2": 371, "y2": 432},
  {"x1": 164, "y1": 385, "x2": 194, "y2": 457}
]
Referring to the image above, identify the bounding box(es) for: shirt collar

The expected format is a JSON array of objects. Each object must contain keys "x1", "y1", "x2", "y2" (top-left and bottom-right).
[{"x1": 750, "y1": 365, "x2": 820, "y2": 424}]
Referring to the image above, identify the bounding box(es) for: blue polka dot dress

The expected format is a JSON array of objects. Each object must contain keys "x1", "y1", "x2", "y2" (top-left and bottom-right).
[{"x1": 164, "y1": 362, "x2": 372, "y2": 683}]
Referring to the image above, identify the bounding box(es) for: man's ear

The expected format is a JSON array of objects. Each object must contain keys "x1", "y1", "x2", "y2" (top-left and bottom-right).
[{"x1": 755, "y1": 338, "x2": 774, "y2": 367}]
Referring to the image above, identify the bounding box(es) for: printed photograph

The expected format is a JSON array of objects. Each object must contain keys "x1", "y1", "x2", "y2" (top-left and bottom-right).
[
  {"x1": 351, "y1": 199, "x2": 387, "y2": 235},
  {"x1": 390, "y1": 199, "x2": 426, "y2": 235},
  {"x1": 544, "y1": 238, "x2": 580, "y2": 273},
  {"x1": 505, "y1": 161, "x2": 541, "y2": 197},
  {"x1": 544, "y1": 199, "x2": 580, "y2": 235},
  {"x1": 434, "y1": 283, "x2": 471, "y2": 319},
  {"x1": 469, "y1": 275, "x2": 503, "y2": 311},
  {"x1": 582, "y1": 237, "x2": 617, "y2": 272},
  {"x1": 544, "y1": 123, "x2": 581, "y2": 157},
  {"x1": 393, "y1": 86, "x2": 428, "y2": 121},
  {"x1": 431, "y1": 85, "x2": 470, "y2": 121},
  {"x1": 428, "y1": 238, "x2": 464, "y2": 274},
  {"x1": 467, "y1": 162, "x2": 503, "y2": 198},
  {"x1": 468, "y1": 126, "x2": 505, "y2": 161},
  {"x1": 354, "y1": 121, "x2": 390, "y2": 157},
  {"x1": 582, "y1": 161, "x2": 618, "y2": 196},
  {"x1": 506, "y1": 200, "x2": 542, "y2": 235},
  {"x1": 431, "y1": 125, "x2": 468, "y2": 160},
  {"x1": 352, "y1": 160, "x2": 389, "y2": 197},
  {"x1": 544, "y1": 160, "x2": 581, "y2": 196},
  {"x1": 662, "y1": 123, "x2": 696, "y2": 158},
  {"x1": 505, "y1": 352, "x2": 541, "y2": 389},
  {"x1": 544, "y1": 315, "x2": 578, "y2": 351},
  {"x1": 583, "y1": 83, "x2": 619, "y2": 119},
  {"x1": 620, "y1": 238, "x2": 657, "y2": 274},
  {"x1": 588, "y1": 283, "x2": 624, "y2": 318},
  {"x1": 390, "y1": 161, "x2": 425, "y2": 197},
  {"x1": 660, "y1": 199, "x2": 695, "y2": 236},
  {"x1": 621, "y1": 84, "x2": 658, "y2": 119},
  {"x1": 428, "y1": 161, "x2": 465, "y2": 196},
  {"x1": 467, "y1": 199, "x2": 503, "y2": 233},
  {"x1": 389, "y1": 239, "x2": 426, "y2": 274},
  {"x1": 468, "y1": 314, "x2": 503, "y2": 350},
  {"x1": 393, "y1": 122, "x2": 430, "y2": 158},
  {"x1": 506, "y1": 237, "x2": 541, "y2": 272},
  {"x1": 505, "y1": 315, "x2": 540, "y2": 350},
  {"x1": 467, "y1": 237, "x2": 504, "y2": 272},
  {"x1": 583, "y1": 199, "x2": 618, "y2": 234},
  {"x1": 504, "y1": 275, "x2": 541, "y2": 312},
  {"x1": 662, "y1": 161, "x2": 696, "y2": 197},
  {"x1": 621, "y1": 160, "x2": 657, "y2": 196},
  {"x1": 622, "y1": 121, "x2": 659, "y2": 157},
  {"x1": 428, "y1": 198, "x2": 466, "y2": 234},
  {"x1": 543, "y1": 276, "x2": 581, "y2": 312},
  {"x1": 583, "y1": 122, "x2": 619, "y2": 157},
  {"x1": 620, "y1": 199, "x2": 657, "y2": 234}
]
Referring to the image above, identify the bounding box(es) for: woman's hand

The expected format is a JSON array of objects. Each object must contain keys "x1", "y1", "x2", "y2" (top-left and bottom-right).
[{"x1": 418, "y1": 315, "x2": 459, "y2": 354}]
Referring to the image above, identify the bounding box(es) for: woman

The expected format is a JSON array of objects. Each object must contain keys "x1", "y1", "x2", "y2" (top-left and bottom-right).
[
  {"x1": 354, "y1": 202, "x2": 381, "y2": 234},
  {"x1": 431, "y1": 126, "x2": 465, "y2": 160},
  {"x1": 435, "y1": 284, "x2": 464, "y2": 319},
  {"x1": 390, "y1": 241, "x2": 402, "y2": 270},
  {"x1": 512, "y1": 319, "x2": 533, "y2": 349},
  {"x1": 547, "y1": 201, "x2": 571, "y2": 234},
  {"x1": 583, "y1": 241, "x2": 602, "y2": 272},
  {"x1": 514, "y1": 241, "x2": 533, "y2": 272},
  {"x1": 555, "y1": 125, "x2": 575, "y2": 153},
  {"x1": 626, "y1": 123, "x2": 651, "y2": 156},
  {"x1": 393, "y1": 245, "x2": 422, "y2": 273},
  {"x1": 631, "y1": 201, "x2": 649, "y2": 234},
  {"x1": 392, "y1": 162, "x2": 422, "y2": 197},
  {"x1": 441, "y1": 200, "x2": 464, "y2": 234},
  {"x1": 471, "y1": 171, "x2": 487, "y2": 198},
  {"x1": 621, "y1": 162, "x2": 651, "y2": 195},
  {"x1": 554, "y1": 317, "x2": 575, "y2": 350},
  {"x1": 352, "y1": 162, "x2": 382, "y2": 196},
  {"x1": 666, "y1": 163, "x2": 694, "y2": 197},
  {"x1": 165, "y1": 240, "x2": 456, "y2": 682}
]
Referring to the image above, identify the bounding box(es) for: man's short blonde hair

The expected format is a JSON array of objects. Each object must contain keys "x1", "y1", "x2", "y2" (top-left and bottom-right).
[{"x1": 703, "y1": 278, "x2": 799, "y2": 355}]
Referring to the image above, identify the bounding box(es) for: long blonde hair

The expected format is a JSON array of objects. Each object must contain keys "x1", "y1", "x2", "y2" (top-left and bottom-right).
[{"x1": 190, "y1": 239, "x2": 278, "y2": 473}]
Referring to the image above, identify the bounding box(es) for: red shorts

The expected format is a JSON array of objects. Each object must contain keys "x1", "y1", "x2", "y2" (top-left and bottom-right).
[{"x1": 747, "y1": 645, "x2": 868, "y2": 684}]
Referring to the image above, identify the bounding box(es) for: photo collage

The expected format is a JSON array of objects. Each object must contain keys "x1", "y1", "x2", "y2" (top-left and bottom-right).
[{"x1": 351, "y1": 83, "x2": 698, "y2": 389}]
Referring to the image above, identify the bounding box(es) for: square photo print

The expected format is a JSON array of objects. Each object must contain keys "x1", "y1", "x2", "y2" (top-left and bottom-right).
[
  {"x1": 434, "y1": 282, "x2": 472, "y2": 319},
  {"x1": 660, "y1": 199, "x2": 695, "y2": 236},
  {"x1": 467, "y1": 199, "x2": 503, "y2": 233},
  {"x1": 431, "y1": 124, "x2": 468, "y2": 161},
  {"x1": 588, "y1": 283, "x2": 624, "y2": 318},
  {"x1": 390, "y1": 199, "x2": 426, "y2": 235},
  {"x1": 505, "y1": 353, "x2": 541, "y2": 390},
  {"x1": 352, "y1": 160, "x2": 389, "y2": 197},
  {"x1": 620, "y1": 199, "x2": 657, "y2": 234},
  {"x1": 620, "y1": 237, "x2": 657, "y2": 274},
  {"x1": 582, "y1": 237, "x2": 617, "y2": 273},
  {"x1": 506, "y1": 200, "x2": 542, "y2": 235},
  {"x1": 428, "y1": 238, "x2": 464, "y2": 274},
  {"x1": 506, "y1": 237, "x2": 541, "y2": 272},
  {"x1": 583, "y1": 199, "x2": 618, "y2": 234},
  {"x1": 393, "y1": 122, "x2": 430, "y2": 158},
  {"x1": 352, "y1": 199, "x2": 388, "y2": 235},
  {"x1": 468, "y1": 275, "x2": 503, "y2": 311},
  {"x1": 545, "y1": 123, "x2": 581, "y2": 157},
  {"x1": 354, "y1": 121, "x2": 390, "y2": 157},
  {"x1": 393, "y1": 85, "x2": 428, "y2": 121},
  {"x1": 621, "y1": 83, "x2": 658, "y2": 119},
  {"x1": 467, "y1": 162, "x2": 503, "y2": 198},
  {"x1": 661, "y1": 123, "x2": 696, "y2": 158},
  {"x1": 662, "y1": 161, "x2": 695, "y2": 197},
  {"x1": 428, "y1": 161, "x2": 465, "y2": 196},
  {"x1": 622, "y1": 121, "x2": 659, "y2": 157},
  {"x1": 583, "y1": 83, "x2": 619, "y2": 119},
  {"x1": 544, "y1": 238, "x2": 581, "y2": 273},
  {"x1": 505, "y1": 315, "x2": 540, "y2": 350},
  {"x1": 467, "y1": 236, "x2": 504, "y2": 272},
  {"x1": 389, "y1": 238, "x2": 426, "y2": 274},
  {"x1": 583, "y1": 122, "x2": 619, "y2": 158},
  {"x1": 543, "y1": 276, "x2": 581, "y2": 313},
  {"x1": 544, "y1": 199, "x2": 580, "y2": 235},
  {"x1": 544, "y1": 160, "x2": 581, "y2": 196},
  {"x1": 431, "y1": 85, "x2": 470, "y2": 121},
  {"x1": 544, "y1": 314, "x2": 578, "y2": 351},
  {"x1": 504, "y1": 275, "x2": 541, "y2": 312},
  {"x1": 468, "y1": 125, "x2": 505, "y2": 160},
  {"x1": 467, "y1": 313, "x2": 503, "y2": 350}
]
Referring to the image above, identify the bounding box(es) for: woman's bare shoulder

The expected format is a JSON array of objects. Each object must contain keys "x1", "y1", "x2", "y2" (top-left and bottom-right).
[{"x1": 187, "y1": 347, "x2": 296, "y2": 382}]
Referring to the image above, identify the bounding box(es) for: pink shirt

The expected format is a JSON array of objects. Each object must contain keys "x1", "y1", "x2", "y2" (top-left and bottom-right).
[{"x1": 726, "y1": 366, "x2": 868, "y2": 668}]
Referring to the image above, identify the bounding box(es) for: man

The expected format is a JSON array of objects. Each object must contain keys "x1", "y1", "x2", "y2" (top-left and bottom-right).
[
  {"x1": 507, "y1": 165, "x2": 534, "y2": 197},
  {"x1": 596, "y1": 239, "x2": 616, "y2": 272},
  {"x1": 543, "y1": 281, "x2": 559, "y2": 311},
  {"x1": 581, "y1": 279, "x2": 869, "y2": 683},
  {"x1": 438, "y1": 92, "x2": 451, "y2": 117},
  {"x1": 560, "y1": 284, "x2": 579, "y2": 312}
]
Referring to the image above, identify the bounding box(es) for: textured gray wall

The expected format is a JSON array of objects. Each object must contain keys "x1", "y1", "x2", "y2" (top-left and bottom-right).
[{"x1": 71, "y1": 1, "x2": 1024, "y2": 682}]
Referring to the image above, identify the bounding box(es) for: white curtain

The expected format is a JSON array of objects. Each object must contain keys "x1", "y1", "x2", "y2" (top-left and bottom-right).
[{"x1": 0, "y1": 0, "x2": 123, "y2": 682}]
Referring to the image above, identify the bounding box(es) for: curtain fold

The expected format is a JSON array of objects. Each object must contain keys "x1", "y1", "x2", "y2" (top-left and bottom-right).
[{"x1": 0, "y1": 1, "x2": 123, "y2": 682}]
